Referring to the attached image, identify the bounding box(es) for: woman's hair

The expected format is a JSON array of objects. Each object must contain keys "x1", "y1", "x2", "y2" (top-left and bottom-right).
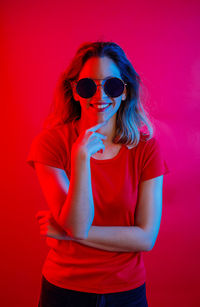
[{"x1": 43, "y1": 41, "x2": 153, "y2": 148}]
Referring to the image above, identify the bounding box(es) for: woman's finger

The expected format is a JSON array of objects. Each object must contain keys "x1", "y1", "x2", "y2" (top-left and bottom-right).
[
  {"x1": 89, "y1": 131, "x2": 107, "y2": 140},
  {"x1": 87, "y1": 120, "x2": 108, "y2": 133},
  {"x1": 40, "y1": 225, "x2": 47, "y2": 232},
  {"x1": 40, "y1": 230, "x2": 47, "y2": 236},
  {"x1": 35, "y1": 210, "x2": 51, "y2": 219},
  {"x1": 38, "y1": 217, "x2": 49, "y2": 225}
]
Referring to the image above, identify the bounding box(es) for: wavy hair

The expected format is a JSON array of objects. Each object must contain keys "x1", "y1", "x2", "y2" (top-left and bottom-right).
[{"x1": 43, "y1": 41, "x2": 154, "y2": 148}]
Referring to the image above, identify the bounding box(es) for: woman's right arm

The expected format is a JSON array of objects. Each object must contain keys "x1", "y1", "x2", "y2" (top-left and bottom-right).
[
  {"x1": 59, "y1": 152, "x2": 94, "y2": 239},
  {"x1": 35, "y1": 154, "x2": 94, "y2": 240},
  {"x1": 35, "y1": 121, "x2": 107, "y2": 240}
]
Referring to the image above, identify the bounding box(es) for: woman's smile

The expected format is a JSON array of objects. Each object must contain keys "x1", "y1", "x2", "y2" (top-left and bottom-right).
[{"x1": 89, "y1": 102, "x2": 112, "y2": 112}]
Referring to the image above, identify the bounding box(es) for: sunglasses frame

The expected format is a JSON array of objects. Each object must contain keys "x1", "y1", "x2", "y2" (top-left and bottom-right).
[{"x1": 72, "y1": 77, "x2": 127, "y2": 99}]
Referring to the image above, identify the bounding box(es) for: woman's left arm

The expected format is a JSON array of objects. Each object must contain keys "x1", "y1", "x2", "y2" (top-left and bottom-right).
[
  {"x1": 76, "y1": 225, "x2": 150, "y2": 252},
  {"x1": 37, "y1": 176, "x2": 163, "y2": 253}
]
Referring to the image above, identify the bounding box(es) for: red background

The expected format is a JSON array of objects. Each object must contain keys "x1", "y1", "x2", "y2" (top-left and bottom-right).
[{"x1": 1, "y1": 0, "x2": 200, "y2": 306}]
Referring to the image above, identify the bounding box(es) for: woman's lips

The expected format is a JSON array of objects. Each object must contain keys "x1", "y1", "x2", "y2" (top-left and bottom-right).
[{"x1": 90, "y1": 103, "x2": 112, "y2": 112}]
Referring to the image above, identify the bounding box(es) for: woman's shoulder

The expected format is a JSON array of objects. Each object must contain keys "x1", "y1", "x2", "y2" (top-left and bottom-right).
[
  {"x1": 124, "y1": 134, "x2": 161, "y2": 161},
  {"x1": 41, "y1": 120, "x2": 76, "y2": 139},
  {"x1": 31, "y1": 121, "x2": 76, "y2": 151},
  {"x1": 134, "y1": 134, "x2": 165, "y2": 165},
  {"x1": 126, "y1": 133, "x2": 157, "y2": 150}
]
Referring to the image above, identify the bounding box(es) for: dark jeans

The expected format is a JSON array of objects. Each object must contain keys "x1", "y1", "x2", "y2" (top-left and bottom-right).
[{"x1": 38, "y1": 275, "x2": 148, "y2": 307}]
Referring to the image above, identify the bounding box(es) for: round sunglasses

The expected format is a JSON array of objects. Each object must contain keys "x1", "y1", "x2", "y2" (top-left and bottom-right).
[{"x1": 74, "y1": 77, "x2": 126, "y2": 99}]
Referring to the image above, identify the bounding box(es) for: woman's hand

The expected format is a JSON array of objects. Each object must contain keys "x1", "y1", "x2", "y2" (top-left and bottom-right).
[
  {"x1": 71, "y1": 121, "x2": 108, "y2": 161},
  {"x1": 35, "y1": 210, "x2": 73, "y2": 241}
]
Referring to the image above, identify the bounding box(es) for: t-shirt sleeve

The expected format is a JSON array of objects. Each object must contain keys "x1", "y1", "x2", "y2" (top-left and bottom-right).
[
  {"x1": 26, "y1": 128, "x2": 66, "y2": 170},
  {"x1": 140, "y1": 137, "x2": 170, "y2": 182}
]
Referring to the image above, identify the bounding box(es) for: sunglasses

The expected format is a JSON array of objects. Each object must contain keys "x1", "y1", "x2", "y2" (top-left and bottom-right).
[{"x1": 74, "y1": 77, "x2": 126, "y2": 99}]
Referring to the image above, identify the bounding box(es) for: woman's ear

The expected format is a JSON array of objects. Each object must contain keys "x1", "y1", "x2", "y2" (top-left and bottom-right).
[
  {"x1": 122, "y1": 85, "x2": 127, "y2": 101},
  {"x1": 71, "y1": 83, "x2": 80, "y2": 101}
]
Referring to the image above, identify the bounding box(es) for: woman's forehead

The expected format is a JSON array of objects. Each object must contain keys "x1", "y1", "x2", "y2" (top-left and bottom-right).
[{"x1": 79, "y1": 56, "x2": 121, "y2": 79}]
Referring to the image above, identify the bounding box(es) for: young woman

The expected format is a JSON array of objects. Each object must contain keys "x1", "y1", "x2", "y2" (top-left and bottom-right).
[{"x1": 27, "y1": 41, "x2": 170, "y2": 307}]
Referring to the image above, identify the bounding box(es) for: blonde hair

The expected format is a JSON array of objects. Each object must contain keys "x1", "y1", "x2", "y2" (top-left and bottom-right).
[{"x1": 43, "y1": 41, "x2": 153, "y2": 148}]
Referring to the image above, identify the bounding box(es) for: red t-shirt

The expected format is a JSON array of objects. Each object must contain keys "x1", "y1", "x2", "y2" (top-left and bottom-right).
[{"x1": 26, "y1": 120, "x2": 170, "y2": 294}]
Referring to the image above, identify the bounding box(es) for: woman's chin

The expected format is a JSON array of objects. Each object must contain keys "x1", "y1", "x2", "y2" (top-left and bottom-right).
[{"x1": 89, "y1": 115, "x2": 108, "y2": 125}]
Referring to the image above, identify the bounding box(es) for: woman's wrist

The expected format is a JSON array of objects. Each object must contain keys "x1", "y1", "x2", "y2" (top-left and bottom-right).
[{"x1": 71, "y1": 149, "x2": 90, "y2": 170}]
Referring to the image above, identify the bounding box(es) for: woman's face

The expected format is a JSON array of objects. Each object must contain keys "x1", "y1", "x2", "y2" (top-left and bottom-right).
[{"x1": 73, "y1": 56, "x2": 126, "y2": 124}]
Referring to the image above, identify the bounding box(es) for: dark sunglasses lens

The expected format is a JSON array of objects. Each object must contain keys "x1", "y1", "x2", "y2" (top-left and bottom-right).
[
  {"x1": 104, "y1": 78, "x2": 124, "y2": 97},
  {"x1": 76, "y1": 78, "x2": 96, "y2": 98}
]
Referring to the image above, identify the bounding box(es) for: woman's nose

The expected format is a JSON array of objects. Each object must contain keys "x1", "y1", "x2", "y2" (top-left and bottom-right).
[{"x1": 94, "y1": 84, "x2": 105, "y2": 99}]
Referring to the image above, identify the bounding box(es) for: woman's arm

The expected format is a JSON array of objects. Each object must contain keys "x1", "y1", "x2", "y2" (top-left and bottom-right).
[
  {"x1": 35, "y1": 123, "x2": 107, "y2": 240},
  {"x1": 75, "y1": 226, "x2": 150, "y2": 252},
  {"x1": 37, "y1": 175, "x2": 163, "y2": 253},
  {"x1": 59, "y1": 153, "x2": 94, "y2": 239},
  {"x1": 37, "y1": 212, "x2": 150, "y2": 252},
  {"x1": 35, "y1": 154, "x2": 94, "y2": 240},
  {"x1": 74, "y1": 175, "x2": 163, "y2": 253}
]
